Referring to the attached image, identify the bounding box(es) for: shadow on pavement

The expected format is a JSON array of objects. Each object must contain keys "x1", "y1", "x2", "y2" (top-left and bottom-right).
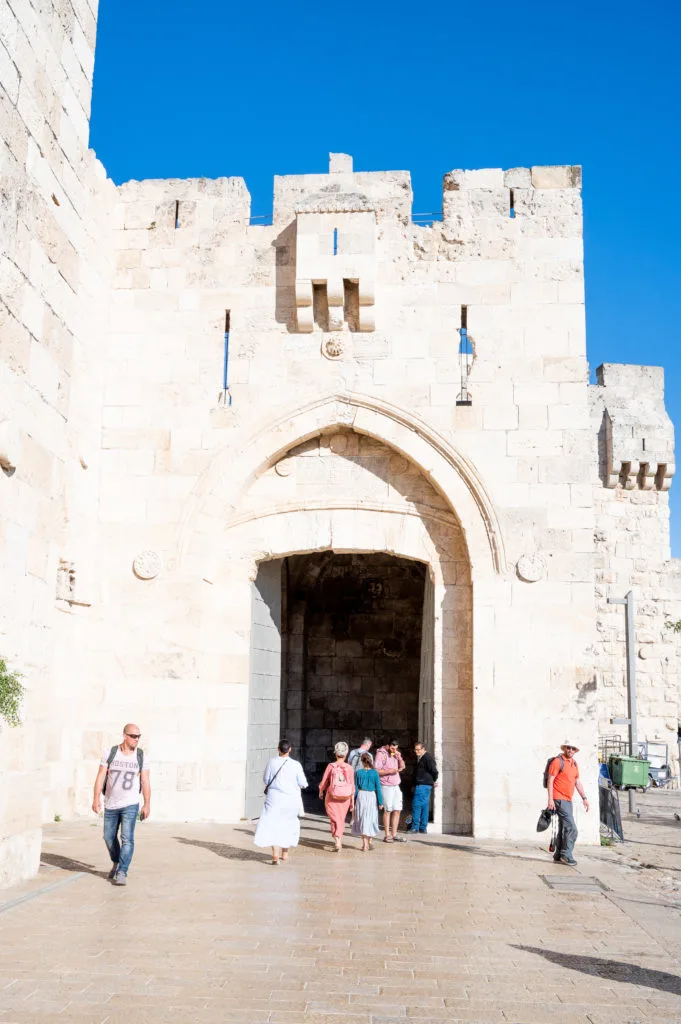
[
  {"x1": 40, "y1": 852, "x2": 108, "y2": 878},
  {"x1": 622, "y1": 838, "x2": 681, "y2": 850},
  {"x1": 513, "y1": 944, "x2": 681, "y2": 995},
  {"x1": 298, "y1": 836, "x2": 334, "y2": 851},
  {"x1": 237, "y1": 825, "x2": 546, "y2": 861},
  {"x1": 422, "y1": 840, "x2": 546, "y2": 864},
  {"x1": 631, "y1": 815, "x2": 681, "y2": 829},
  {"x1": 236, "y1": 826, "x2": 341, "y2": 853},
  {"x1": 175, "y1": 836, "x2": 269, "y2": 863},
  {"x1": 235, "y1": 825, "x2": 366, "y2": 853}
]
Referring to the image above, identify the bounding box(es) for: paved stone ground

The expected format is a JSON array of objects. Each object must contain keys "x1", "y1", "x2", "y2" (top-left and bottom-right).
[{"x1": 1, "y1": 807, "x2": 681, "y2": 1024}]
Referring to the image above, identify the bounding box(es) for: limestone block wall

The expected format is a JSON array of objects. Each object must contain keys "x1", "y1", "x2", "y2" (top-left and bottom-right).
[
  {"x1": 2, "y1": 0, "x2": 674, "y2": 867},
  {"x1": 591, "y1": 364, "x2": 681, "y2": 775},
  {"x1": 0, "y1": 0, "x2": 115, "y2": 885},
  {"x1": 90, "y1": 159, "x2": 599, "y2": 839}
]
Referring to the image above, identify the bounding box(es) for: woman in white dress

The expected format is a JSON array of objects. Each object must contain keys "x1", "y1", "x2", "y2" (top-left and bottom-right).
[{"x1": 254, "y1": 739, "x2": 308, "y2": 864}]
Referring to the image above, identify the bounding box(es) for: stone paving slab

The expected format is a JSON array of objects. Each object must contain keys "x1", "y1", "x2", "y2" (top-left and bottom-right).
[{"x1": 0, "y1": 819, "x2": 680, "y2": 1023}]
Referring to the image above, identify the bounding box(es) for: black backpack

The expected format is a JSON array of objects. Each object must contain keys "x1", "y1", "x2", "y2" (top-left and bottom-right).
[
  {"x1": 107, "y1": 744, "x2": 144, "y2": 792},
  {"x1": 542, "y1": 754, "x2": 564, "y2": 789}
]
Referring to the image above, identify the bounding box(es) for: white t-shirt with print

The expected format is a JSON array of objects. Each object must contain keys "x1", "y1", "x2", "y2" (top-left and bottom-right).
[{"x1": 100, "y1": 746, "x2": 147, "y2": 810}]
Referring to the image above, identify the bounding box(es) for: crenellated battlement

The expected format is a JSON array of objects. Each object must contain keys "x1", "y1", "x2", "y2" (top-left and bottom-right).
[
  {"x1": 113, "y1": 157, "x2": 582, "y2": 243},
  {"x1": 444, "y1": 165, "x2": 582, "y2": 191},
  {"x1": 590, "y1": 363, "x2": 675, "y2": 491}
]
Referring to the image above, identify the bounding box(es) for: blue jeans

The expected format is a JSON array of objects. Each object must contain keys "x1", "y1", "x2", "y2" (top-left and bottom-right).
[
  {"x1": 103, "y1": 804, "x2": 139, "y2": 874},
  {"x1": 410, "y1": 785, "x2": 432, "y2": 832},
  {"x1": 555, "y1": 799, "x2": 577, "y2": 860}
]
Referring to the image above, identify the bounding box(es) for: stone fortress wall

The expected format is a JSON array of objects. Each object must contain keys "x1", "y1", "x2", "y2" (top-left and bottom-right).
[
  {"x1": 99, "y1": 155, "x2": 597, "y2": 842},
  {"x1": 590, "y1": 365, "x2": 681, "y2": 765},
  {"x1": 1, "y1": 0, "x2": 680, "y2": 887},
  {"x1": 0, "y1": 0, "x2": 115, "y2": 885}
]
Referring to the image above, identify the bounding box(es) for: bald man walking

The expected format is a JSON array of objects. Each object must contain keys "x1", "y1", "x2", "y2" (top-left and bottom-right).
[{"x1": 92, "y1": 724, "x2": 150, "y2": 886}]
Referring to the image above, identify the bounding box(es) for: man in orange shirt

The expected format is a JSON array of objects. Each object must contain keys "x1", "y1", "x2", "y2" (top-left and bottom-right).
[{"x1": 547, "y1": 742, "x2": 589, "y2": 866}]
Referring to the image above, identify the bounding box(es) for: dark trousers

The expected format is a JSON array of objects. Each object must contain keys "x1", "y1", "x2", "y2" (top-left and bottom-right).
[{"x1": 555, "y1": 798, "x2": 577, "y2": 860}]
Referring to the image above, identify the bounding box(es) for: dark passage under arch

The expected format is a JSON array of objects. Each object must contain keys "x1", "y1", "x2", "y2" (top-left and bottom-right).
[{"x1": 280, "y1": 551, "x2": 427, "y2": 808}]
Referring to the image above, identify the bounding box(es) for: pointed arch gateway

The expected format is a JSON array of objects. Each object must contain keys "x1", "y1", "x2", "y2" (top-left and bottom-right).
[{"x1": 179, "y1": 393, "x2": 506, "y2": 836}]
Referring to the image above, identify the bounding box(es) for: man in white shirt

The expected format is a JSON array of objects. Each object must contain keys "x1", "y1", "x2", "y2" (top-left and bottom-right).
[{"x1": 92, "y1": 723, "x2": 151, "y2": 886}]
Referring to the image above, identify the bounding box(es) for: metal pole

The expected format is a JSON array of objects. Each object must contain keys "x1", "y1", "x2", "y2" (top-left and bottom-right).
[
  {"x1": 625, "y1": 591, "x2": 638, "y2": 814},
  {"x1": 607, "y1": 592, "x2": 638, "y2": 814}
]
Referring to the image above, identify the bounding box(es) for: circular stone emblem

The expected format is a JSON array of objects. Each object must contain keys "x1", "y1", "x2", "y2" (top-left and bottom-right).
[
  {"x1": 133, "y1": 550, "x2": 163, "y2": 580},
  {"x1": 322, "y1": 336, "x2": 344, "y2": 360},
  {"x1": 274, "y1": 458, "x2": 293, "y2": 477},
  {"x1": 516, "y1": 554, "x2": 546, "y2": 583},
  {"x1": 329, "y1": 433, "x2": 348, "y2": 455}
]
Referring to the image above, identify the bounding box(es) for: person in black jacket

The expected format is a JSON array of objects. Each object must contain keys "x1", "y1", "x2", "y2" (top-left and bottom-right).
[{"x1": 408, "y1": 742, "x2": 439, "y2": 834}]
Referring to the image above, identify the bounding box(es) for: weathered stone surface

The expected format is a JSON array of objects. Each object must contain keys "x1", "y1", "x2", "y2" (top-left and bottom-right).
[
  {"x1": 0, "y1": 829, "x2": 41, "y2": 889},
  {"x1": 590, "y1": 365, "x2": 680, "y2": 766},
  {"x1": 2, "y1": 0, "x2": 680, "y2": 890},
  {"x1": 531, "y1": 164, "x2": 582, "y2": 188},
  {"x1": 504, "y1": 166, "x2": 532, "y2": 188}
]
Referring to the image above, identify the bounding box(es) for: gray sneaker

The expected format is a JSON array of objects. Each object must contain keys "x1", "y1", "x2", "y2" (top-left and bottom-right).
[
  {"x1": 107, "y1": 864, "x2": 118, "y2": 880},
  {"x1": 112, "y1": 870, "x2": 127, "y2": 885}
]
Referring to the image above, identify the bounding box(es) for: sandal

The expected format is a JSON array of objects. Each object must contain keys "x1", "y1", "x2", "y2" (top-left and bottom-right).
[{"x1": 383, "y1": 836, "x2": 393, "y2": 843}]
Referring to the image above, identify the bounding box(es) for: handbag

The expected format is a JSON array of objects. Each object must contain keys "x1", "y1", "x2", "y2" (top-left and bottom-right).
[
  {"x1": 536, "y1": 807, "x2": 554, "y2": 832},
  {"x1": 264, "y1": 759, "x2": 287, "y2": 795}
]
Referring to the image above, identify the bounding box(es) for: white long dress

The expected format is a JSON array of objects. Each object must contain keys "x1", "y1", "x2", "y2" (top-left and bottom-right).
[{"x1": 253, "y1": 756, "x2": 308, "y2": 848}]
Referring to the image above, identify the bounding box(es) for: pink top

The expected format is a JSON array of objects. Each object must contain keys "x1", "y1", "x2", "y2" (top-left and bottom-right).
[{"x1": 374, "y1": 747, "x2": 404, "y2": 786}]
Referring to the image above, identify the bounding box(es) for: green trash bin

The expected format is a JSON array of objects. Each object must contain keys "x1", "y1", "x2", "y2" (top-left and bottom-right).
[{"x1": 608, "y1": 755, "x2": 650, "y2": 788}]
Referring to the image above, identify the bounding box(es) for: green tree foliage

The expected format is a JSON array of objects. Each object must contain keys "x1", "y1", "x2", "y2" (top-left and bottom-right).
[{"x1": 0, "y1": 657, "x2": 25, "y2": 727}]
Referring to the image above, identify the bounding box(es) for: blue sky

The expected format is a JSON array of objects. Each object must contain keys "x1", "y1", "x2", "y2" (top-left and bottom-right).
[{"x1": 90, "y1": 0, "x2": 681, "y2": 553}]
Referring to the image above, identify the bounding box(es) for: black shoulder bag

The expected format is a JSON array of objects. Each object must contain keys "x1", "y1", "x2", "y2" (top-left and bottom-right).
[{"x1": 264, "y1": 759, "x2": 287, "y2": 795}]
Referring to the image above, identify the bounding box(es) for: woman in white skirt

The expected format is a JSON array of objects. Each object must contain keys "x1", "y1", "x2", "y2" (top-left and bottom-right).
[
  {"x1": 351, "y1": 752, "x2": 384, "y2": 851},
  {"x1": 254, "y1": 739, "x2": 308, "y2": 864}
]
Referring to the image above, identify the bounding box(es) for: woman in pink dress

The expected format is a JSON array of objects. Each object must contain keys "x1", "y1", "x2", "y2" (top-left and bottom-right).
[{"x1": 319, "y1": 742, "x2": 355, "y2": 852}]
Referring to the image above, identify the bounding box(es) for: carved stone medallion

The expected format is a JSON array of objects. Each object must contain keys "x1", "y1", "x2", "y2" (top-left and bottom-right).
[
  {"x1": 274, "y1": 458, "x2": 293, "y2": 477},
  {"x1": 329, "y1": 433, "x2": 348, "y2": 455},
  {"x1": 516, "y1": 554, "x2": 546, "y2": 583},
  {"x1": 133, "y1": 549, "x2": 163, "y2": 580},
  {"x1": 322, "y1": 335, "x2": 344, "y2": 360}
]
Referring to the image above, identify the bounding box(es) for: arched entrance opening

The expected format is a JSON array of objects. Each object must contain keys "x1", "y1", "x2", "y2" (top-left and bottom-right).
[
  {"x1": 284, "y1": 551, "x2": 428, "y2": 811},
  {"x1": 281, "y1": 551, "x2": 427, "y2": 800},
  {"x1": 238, "y1": 428, "x2": 473, "y2": 833},
  {"x1": 178, "y1": 394, "x2": 504, "y2": 834}
]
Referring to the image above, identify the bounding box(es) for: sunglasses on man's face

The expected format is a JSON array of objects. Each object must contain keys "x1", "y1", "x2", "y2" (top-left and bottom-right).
[
  {"x1": 565, "y1": 746, "x2": 576, "y2": 751},
  {"x1": 126, "y1": 733, "x2": 141, "y2": 740}
]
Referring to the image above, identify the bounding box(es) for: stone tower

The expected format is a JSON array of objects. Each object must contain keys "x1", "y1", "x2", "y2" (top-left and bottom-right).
[{"x1": 1, "y1": 2, "x2": 679, "y2": 888}]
